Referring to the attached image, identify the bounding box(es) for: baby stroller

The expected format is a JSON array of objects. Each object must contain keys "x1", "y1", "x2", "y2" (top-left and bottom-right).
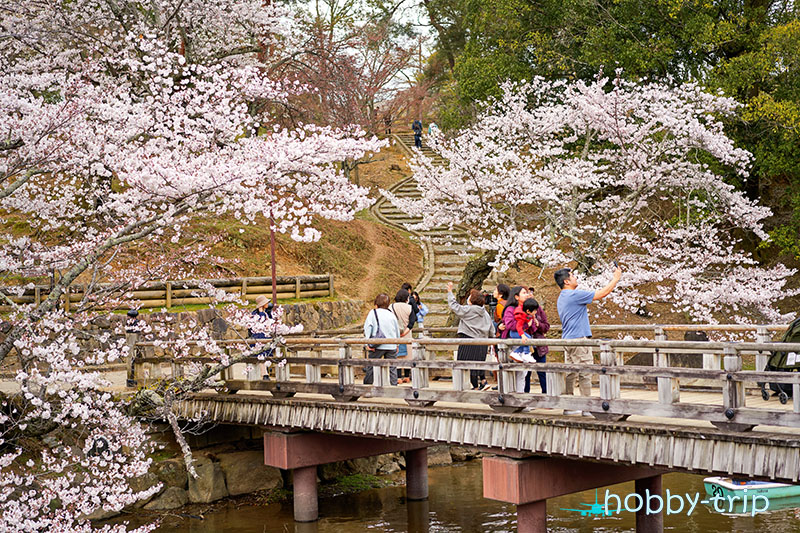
[{"x1": 760, "y1": 316, "x2": 800, "y2": 404}]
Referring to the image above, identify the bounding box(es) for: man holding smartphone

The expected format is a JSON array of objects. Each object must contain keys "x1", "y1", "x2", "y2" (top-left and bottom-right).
[{"x1": 554, "y1": 263, "x2": 623, "y2": 415}]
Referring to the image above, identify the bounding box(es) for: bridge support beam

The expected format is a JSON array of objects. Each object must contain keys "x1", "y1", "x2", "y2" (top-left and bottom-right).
[
  {"x1": 406, "y1": 448, "x2": 428, "y2": 500},
  {"x1": 292, "y1": 465, "x2": 318, "y2": 523},
  {"x1": 483, "y1": 456, "x2": 664, "y2": 533},
  {"x1": 264, "y1": 431, "x2": 429, "y2": 522},
  {"x1": 635, "y1": 475, "x2": 663, "y2": 533}
]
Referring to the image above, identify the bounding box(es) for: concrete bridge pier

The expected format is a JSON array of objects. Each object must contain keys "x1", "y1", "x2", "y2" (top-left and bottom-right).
[
  {"x1": 483, "y1": 456, "x2": 665, "y2": 533},
  {"x1": 264, "y1": 431, "x2": 429, "y2": 522}
]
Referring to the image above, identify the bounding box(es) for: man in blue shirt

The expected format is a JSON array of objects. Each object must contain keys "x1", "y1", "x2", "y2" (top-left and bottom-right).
[{"x1": 554, "y1": 266, "x2": 622, "y2": 412}]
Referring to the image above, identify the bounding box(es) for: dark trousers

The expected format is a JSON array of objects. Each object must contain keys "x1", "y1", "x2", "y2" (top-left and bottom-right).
[
  {"x1": 414, "y1": 133, "x2": 422, "y2": 148},
  {"x1": 363, "y1": 348, "x2": 398, "y2": 386},
  {"x1": 523, "y1": 351, "x2": 547, "y2": 393},
  {"x1": 456, "y1": 333, "x2": 488, "y2": 388}
]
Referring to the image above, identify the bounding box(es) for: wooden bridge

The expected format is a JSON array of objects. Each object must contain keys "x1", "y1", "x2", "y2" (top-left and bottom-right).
[{"x1": 131, "y1": 324, "x2": 800, "y2": 532}]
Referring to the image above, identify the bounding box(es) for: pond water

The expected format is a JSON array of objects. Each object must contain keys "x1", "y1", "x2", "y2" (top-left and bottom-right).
[{"x1": 141, "y1": 461, "x2": 800, "y2": 532}]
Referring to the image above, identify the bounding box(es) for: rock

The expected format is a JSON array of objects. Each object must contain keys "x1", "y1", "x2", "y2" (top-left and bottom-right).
[
  {"x1": 449, "y1": 446, "x2": 480, "y2": 462},
  {"x1": 346, "y1": 456, "x2": 378, "y2": 475},
  {"x1": 390, "y1": 164, "x2": 402, "y2": 171},
  {"x1": 196, "y1": 308, "x2": 218, "y2": 324},
  {"x1": 426, "y1": 446, "x2": 452, "y2": 466},
  {"x1": 376, "y1": 453, "x2": 403, "y2": 474},
  {"x1": 319, "y1": 462, "x2": 348, "y2": 481},
  {"x1": 217, "y1": 451, "x2": 282, "y2": 496},
  {"x1": 211, "y1": 317, "x2": 228, "y2": 339},
  {"x1": 128, "y1": 472, "x2": 161, "y2": 508},
  {"x1": 188, "y1": 456, "x2": 229, "y2": 503},
  {"x1": 144, "y1": 487, "x2": 189, "y2": 510},
  {"x1": 154, "y1": 458, "x2": 188, "y2": 489}
]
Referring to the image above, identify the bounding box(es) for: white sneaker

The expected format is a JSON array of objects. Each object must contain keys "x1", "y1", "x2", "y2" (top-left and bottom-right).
[
  {"x1": 581, "y1": 411, "x2": 593, "y2": 417},
  {"x1": 563, "y1": 409, "x2": 581, "y2": 415}
]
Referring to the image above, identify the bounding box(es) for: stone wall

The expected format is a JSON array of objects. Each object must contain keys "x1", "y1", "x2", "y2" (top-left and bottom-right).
[{"x1": 92, "y1": 424, "x2": 482, "y2": 520}]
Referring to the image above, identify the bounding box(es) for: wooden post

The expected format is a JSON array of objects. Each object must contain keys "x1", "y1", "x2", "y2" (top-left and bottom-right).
[
  {"x1": 496, "y1": 345, "x2": 515, "y2": 396},
  {"x1": 411, "y1": 342, "x2": 429, "y2": 389},
  {"x1": 546, "y1": 347, "x2": 565, "y2": 398},
  {"x1": 722, "y1": 347, "x2": 744, "y2": 409},
  {"x1": 328, "y1": 274, "x2": 334, "y2": 297},
  {"x1": 453, "y1": 346, "x2": 470, "y2": 391},
  {"x1": 34, "y1": 286, "x2": 41, "y2": 306},
  {"x1": 63, "y1": 286, "x2": 70, "y2": 313},
  {"x1": 305, "y1": 349, "x2": 322, "y2": 384},
  {"x1": 655, "y1": 328, "x2": 679, "y2": 404},
  {"x1": 125, "y1": 331, "x2": 140, "y2": 387},
  {"x1": 241, "y1": 278, "x2": 248, "y2": 298},
  {"x1": 599, "y1": 344, "x2": 620, "y2": 400},
  {"x1": 338, "y1": 343, "x2": 354, "y2": 388},
  {"x1": 794, "y1": 384, "x2": 800, "y2": 414},
  {"x1": 275, "y1": 347, "x2": 291, "y2": 382},
  {"x1": 714, "y1": 346, "x2": 754, "y2": 431},
  {"x1": 295, "y1": 278, "x2": 301, "y2": 299},
  {"x1": 755, "y1": 327, "x2": 771, "y2": 373},
  {"x1": 165, "y1": 281, "x2": 172, "y2": 309}
]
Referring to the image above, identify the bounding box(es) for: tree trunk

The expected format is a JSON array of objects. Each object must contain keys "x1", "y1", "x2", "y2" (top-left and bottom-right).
[{"x1": 445, "y1": 250, "x2": 497, "y2": 327}]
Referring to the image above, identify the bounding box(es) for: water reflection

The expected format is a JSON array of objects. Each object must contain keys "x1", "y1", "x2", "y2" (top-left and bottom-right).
[
  {"x1": 407, "y1": 500, "x2": 430, "y2": 533},
  {"x1": 127, "y1": 461, "x2": 800, "y2": 532}
]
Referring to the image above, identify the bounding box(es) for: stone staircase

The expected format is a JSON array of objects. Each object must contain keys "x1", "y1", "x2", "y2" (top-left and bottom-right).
[{"x1": 371, "y1": 132, "x2": 482, "y2": 327}]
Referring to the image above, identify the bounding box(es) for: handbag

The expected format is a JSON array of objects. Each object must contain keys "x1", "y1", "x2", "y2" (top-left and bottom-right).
[{"x1": 367, "y1": 309, "x2": 386, "y2": 351}]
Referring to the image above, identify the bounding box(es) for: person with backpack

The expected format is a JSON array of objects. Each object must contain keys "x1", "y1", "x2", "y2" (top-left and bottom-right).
[
  {"x1": 363, "y1": 293, "x2": 402, "y2": 386},
  {"x1": 412, "y1": 119, "x2": 423, "y2": 148},
  {"x1": 390, "y1": 289, "x2": 415, "y2": 383}
]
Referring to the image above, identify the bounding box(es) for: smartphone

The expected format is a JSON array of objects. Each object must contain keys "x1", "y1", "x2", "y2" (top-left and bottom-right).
[{"x1": 613, "y1": 260, "x2": 619, "y2": 268}]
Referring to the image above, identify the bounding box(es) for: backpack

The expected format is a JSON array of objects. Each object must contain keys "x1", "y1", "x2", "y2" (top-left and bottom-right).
[
  {"x1": 769, "y1": 316, "x2": 800, "y2": 370},
  {"x1": 367, "y1": 309, "x2": 386, "y2": 351}
]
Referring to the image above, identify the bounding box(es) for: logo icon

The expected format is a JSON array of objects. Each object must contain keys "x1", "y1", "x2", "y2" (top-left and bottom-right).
[{"x1": 561, "y1": 489, "x2": 618, "y2": 517}]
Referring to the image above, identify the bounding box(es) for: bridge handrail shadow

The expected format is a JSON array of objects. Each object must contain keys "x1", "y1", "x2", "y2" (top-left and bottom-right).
[{"x1": 130, "y1": 324, "x2": 800, "y2": 433}]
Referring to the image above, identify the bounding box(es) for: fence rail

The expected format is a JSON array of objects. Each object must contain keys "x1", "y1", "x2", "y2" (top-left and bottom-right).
[
  {"x1": 0, "y1": 274, "x2": 334, "y2": 311},
  {"x1": 130, "y1": 327, "x2": 800, "y2": 433}
]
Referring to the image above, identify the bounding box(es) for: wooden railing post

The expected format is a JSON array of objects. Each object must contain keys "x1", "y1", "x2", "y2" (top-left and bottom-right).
[
  {"x1": 714, "y1": 346, "x2": 754, "y2": 431},
  {"x1": 275, "y1": 347, "x2": 290, "y2": 382},
  {"x1": 496, "y1": 345, "x2": 515, "y2": 396},
  {"x1": 295, "y1": 278, "x2": 301, "y2": 299},
  {"x1": 165, "y1": 282, "x2": 172, "y2": 309},
  {"x1": 241, "y1": 278, "x2": 248, "y2": 299},
  {"x1": 338, "y1": 343, "x2": 354, "y2": 388},
  {"x1": 125, "y1": 331, "x2": 140, "y2": 387},
  {"x1": 655, "y1": 328, "x2": 679, "y2": 404},
  {"x1": 546, "y1": 347, "x2": 565, "y2": 398},
  {"x1": 306, "y1": 348, "x2": 322, "y2": 384},
  {"x1": 411, "y1": 342, "x2": 429, "y2": 389},
  {"x1": 328, "y1": 274, "x2": 334, "y2": 297},
  {"x1": 34, "y1": 286, "x2": 41, "y2": 306},
  {"x1": 755, "y1": 327, "x2": 771, "y2": 373},
  {"x1": 599, "y1": 343, "x2": 620, "y2": 400},
  {"x1": 452, "y1": 344, "x2": 470, "y2": 392}
]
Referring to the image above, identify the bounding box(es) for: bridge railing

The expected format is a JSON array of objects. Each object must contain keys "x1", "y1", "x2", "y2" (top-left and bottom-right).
[{"x1": 131, "y1": 332, "x2": 800, "y2": 432}]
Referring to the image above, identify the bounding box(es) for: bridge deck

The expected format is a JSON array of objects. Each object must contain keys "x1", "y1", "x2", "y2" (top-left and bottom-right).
[{"x1": 215, "y1": 378, "x2": 800, "y2": 435}]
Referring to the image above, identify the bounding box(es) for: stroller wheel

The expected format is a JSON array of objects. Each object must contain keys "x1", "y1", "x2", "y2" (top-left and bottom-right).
[
  {"x1": 761, "y1": 388, "x2": 770, "y2": 401},
  {"x1": 779, "y1": 392, "x2": 789, "y2": 405}
]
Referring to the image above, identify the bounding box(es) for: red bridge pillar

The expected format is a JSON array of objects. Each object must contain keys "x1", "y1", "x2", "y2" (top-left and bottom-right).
[
  {"x1": 264, "y1": 431, "x2": 428, "y2": 522},
  {"x1": 483, "y1": 456, "x2": 664, "y2": 533}
]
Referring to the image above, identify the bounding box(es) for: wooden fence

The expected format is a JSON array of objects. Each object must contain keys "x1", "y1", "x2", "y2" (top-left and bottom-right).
[
  {"x1": 130, "y1": 324, "x2": 800, "y2": 433},
  {"x1": 0, "y1": 274, "x2": 334, "y2": 311}
]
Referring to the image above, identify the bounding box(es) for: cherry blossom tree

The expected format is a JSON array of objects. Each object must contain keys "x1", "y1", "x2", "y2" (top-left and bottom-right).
[
  {"x1": 0, "y1": 0, "x2": 385, "y2": 530},
  {"x1": 385, "y1": 73, "x2": 798, "y2": 323}
]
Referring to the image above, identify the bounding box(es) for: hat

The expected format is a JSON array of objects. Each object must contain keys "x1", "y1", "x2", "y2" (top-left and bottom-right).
[{"x1": 255, "y1": 295, "x2": 269, "y2": 308}]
